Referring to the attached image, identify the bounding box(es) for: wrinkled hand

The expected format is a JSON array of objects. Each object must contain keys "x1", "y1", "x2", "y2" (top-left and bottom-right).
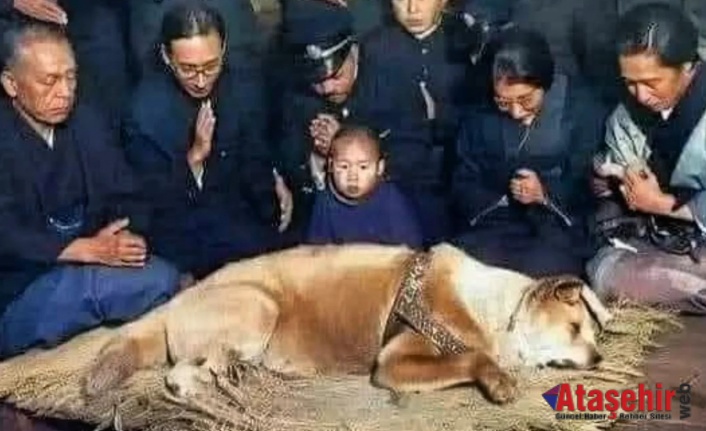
[
  {"x1": 13, "y1": 0, "x2": 67, "y2": 24},
  {"x1": 188, "y1": 100, "x2": 216, "y2": 167},
  {"x1": 59, "y1": 218, "x2": 148, "y2": 267},
  {"x1": 274, "y1": 169, "x2": 293, "y2": 232},
  {"x1": 620, "y1": 166, "x2": 670, "y2": 214},
  {"x1": 309, "y1": 114, "x2": 340, "y2": 156},
  {"x1": 510, "y1": 168, "x2": 546, "y2": 205}
]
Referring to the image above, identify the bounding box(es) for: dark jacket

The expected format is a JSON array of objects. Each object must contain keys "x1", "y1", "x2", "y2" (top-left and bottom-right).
[
  {"x1": 361, "y1": 15, "x2": 475, "y2": 147},
  {"x1": 123, "y1": 59, "x2": 280, "y2": 275},
  {"x1": 0, "y1": 100, "x2": 145, "y2": 314}
]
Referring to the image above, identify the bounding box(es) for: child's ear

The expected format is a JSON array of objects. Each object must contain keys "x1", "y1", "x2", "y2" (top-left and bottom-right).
[{"x1": 376, "y1": 158, "x2": 386, "y2": 177}]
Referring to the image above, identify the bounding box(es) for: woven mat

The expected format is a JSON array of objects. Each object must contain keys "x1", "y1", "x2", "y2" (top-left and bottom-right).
[{"x1": 0, "y1": 301, "x2": 681, "y2": 431}]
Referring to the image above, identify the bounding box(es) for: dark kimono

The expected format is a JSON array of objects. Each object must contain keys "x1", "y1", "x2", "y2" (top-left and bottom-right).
[
  {"x1": 451, "y1": 74, "x2": 605, "y2": 277},
  {"x1": 306, "y1": 181, "x2": 423, "y2": 248},
  {"x1": 123, "y1": 59, "x2": 281, "y2": 278},
  {"x1": 0, "y1": 99, "x2": 178, "y2": 357}
]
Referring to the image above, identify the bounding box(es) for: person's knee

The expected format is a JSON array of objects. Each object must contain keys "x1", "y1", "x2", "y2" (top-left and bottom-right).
[
  {"x1": 94, "y1": 257, "x2": 180, "y2": 322},
  {"x1": 139, "y1": 256, "x2": 181, "y2": 298}
]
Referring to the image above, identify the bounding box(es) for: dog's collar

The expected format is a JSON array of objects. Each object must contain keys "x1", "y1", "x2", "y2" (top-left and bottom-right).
[
  {"x1": 382, "y1": 252, "x2": 469, "y2": 355},
  {"x1": 506, "y1": 284, "x2": 537, "y2": 333}
]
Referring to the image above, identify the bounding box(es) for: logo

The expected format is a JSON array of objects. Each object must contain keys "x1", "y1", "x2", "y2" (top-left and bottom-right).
[{"x1": 542, "y1": 383, "x2": 692, "y2": 421}]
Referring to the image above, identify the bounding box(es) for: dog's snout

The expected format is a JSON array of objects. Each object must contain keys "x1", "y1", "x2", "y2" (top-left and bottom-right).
[
  {"x1": 590, "y1": 351, "x2": 603, "y2": 366},
  {"x1": 547, "y1": 359, "x2": 578, "y2": 369}
]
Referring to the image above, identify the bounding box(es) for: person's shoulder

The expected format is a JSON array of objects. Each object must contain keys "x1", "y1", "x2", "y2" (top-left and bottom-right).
[
  {"x1": 458, "y1": 102, "x2": 500, "y2": 126},
  {"x1": 360, "y1": 24, "x2": 405, "y2": 56},
  {"x1": 378, "y1": 181, "x2": 413, "y2": 207},
  {"x1": 70, "y1": 102, "x2": 113, "y2": 132},
  {"x1": 129, "y1": 70, "x2": 175, "y2": 113}
]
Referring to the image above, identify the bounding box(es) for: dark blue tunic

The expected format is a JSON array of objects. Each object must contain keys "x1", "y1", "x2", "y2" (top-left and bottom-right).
[{"x1": 306, "y1": 181, "x2": 423, "y2": 248}]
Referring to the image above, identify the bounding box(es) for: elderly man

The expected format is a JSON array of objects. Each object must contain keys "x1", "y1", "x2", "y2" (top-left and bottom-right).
[
  {"x1": 0, "y1": 20, "x2": 179, "y2": 359},
  {"x1": 0, "y1": 0, "x2": 130, "y2": 126}
]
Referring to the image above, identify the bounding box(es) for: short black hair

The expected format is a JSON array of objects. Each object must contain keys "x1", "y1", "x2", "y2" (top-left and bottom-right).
[
  {"x1": 331, "y1": 124, "x2": 382, "y2": 159},
  {"x1": 616, "y1": 2, "x2": 699, "y2": 67},
  {"x1": 160, "y1": 0, "x2": 226, "y2": 51},
  {"x1": 487, "y1": 28, "x2": 555, "y2": 90},
  {"x1": 1, "y1": 18, "x2": 70, "y2": 70}
]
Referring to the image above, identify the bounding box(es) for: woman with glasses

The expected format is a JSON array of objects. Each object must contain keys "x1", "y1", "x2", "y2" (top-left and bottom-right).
[
  {"x1": 450, "y1": 28, "x2": 607, "y2": 277},
  {"x1": 123, "y1": 1, "x2": 290, "y2": 280}
]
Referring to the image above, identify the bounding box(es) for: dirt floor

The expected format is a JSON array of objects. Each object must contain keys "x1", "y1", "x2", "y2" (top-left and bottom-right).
[{"x1": 614, "y1": 316, "x2": 706, "y2": 431}]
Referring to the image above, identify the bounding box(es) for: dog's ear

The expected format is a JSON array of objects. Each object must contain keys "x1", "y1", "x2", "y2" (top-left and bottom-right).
[
  {"x1": 580, "y1": 285, "x2": 612, "y2": 331},
  {"x1": 550, "y1": 276, "x2": 583, "y2": 305}
]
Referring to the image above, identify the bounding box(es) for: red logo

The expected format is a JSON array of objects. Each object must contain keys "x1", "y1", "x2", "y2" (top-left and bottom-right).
[{"x1": 543, "y1": 383, "x2": 692, "y2": 421}]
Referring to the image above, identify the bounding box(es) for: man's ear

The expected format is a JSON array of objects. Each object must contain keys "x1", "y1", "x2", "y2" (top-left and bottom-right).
[
  {"x1": 376, "y1": 158, "x2": 386, "y2": 177},
  {"x1": 1, "y1": 70, "x2": 17, "y2": 98}
]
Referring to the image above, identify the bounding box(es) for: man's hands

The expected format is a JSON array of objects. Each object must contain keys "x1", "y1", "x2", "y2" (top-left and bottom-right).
[
  {"x1": 510, "y1": 168, "x2": 547, "y2": 205},
  {"x1": 58, "y1": 218, "x2": 148, "y2": 267},
  {"x1": 13, "y1": 0, "x2": 67, "y2": 25},
  {"x1": 309, "y1": 114, "x2": 340, "y2": 156},
  {"x1": 188, "y1": 100, "x2": 216, "y2": 170}
]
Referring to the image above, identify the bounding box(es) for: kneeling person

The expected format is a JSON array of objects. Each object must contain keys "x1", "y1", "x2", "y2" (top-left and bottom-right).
[
  {"x1": 306, "y1": 126, "x2": 423, "y2": 248},
  {"x1": 0, "y1": 20, "x2": 179, "y2": 359}
]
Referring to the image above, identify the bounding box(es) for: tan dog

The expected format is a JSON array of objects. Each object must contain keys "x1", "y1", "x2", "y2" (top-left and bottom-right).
[{"x1": 84, "y1": 243, "x2": 611, "y2": 403}]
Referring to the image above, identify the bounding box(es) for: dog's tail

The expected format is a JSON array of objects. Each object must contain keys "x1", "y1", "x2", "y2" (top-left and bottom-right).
[{"x1": 83, "y1": 318, "x2": 168, "y2": 397}]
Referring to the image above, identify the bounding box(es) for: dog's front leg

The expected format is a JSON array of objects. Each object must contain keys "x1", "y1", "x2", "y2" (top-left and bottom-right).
[{"x1": 372, "y1": 329, "x2": 518, "y2": 404}]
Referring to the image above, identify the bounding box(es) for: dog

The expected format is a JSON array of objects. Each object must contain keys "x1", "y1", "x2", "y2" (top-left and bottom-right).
[{"x1": 84, "y1": 243, "x2": 611, "y2": 404}]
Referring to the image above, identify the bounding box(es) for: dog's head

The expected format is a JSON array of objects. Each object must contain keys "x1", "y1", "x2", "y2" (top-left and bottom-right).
[{"x1": 512, "y1": 276, "x2": 612, "y2": 370}]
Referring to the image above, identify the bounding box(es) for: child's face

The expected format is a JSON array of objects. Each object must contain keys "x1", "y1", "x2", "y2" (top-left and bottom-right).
[{"x1": 329, "y1": 138, "x2": 384, "y2": 200}]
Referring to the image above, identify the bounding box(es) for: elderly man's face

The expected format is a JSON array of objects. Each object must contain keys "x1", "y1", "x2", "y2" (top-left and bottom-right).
[
  {"x1": 1, "y1": 38, "x2": 77, "y2": 125},
  {"x1": 164, "y1": 31, "x2": 224, "y2": 99},
  {"x1": 312, "y1": 47, "x2": 358, "y2": 105},
  {"x1": 392, "y1": 0, "x2": 447, "y2": 36}
]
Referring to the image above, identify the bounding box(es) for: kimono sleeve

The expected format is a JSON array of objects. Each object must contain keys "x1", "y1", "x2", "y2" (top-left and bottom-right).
[
  {"x1": 0, "y1": 152, "x2": 69, "y2": 263},
  {"x1": 450, "y1": 113, "x2": 505, "y2": 224},
  {"x1": 233, "y1": 64, "x2": 279, "y2": 225}
]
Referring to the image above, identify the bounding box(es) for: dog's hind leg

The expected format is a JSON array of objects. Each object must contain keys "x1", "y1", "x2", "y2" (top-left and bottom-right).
[{"x1": 372, "y1": 329, "x2": 518, "y2": 404}]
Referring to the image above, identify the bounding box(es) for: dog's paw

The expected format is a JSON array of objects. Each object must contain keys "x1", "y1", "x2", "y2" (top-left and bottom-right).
[
  {"x1": 165, "y1": 360, "x2": 216, "y2": 399},
  {"x1": 482, "y1": 368, "x2": 518, "y2": 404}
]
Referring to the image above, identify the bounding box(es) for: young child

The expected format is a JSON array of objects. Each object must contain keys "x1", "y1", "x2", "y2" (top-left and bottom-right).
[{"x1": 306, "y1": 125, "x2": 423, "y2": 248}]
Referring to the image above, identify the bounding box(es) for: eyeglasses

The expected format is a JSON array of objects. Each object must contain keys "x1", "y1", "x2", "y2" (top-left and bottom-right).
[
  {"x1": 494, "y1": 87, "x2": 542, "y2": 111},
  {"x1": 172, "y1": 59, "x2": 223, "y2": 80}
]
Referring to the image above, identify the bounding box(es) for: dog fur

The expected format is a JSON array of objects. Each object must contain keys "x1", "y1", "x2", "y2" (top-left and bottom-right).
[{"x1": 84, "y1": 243, "x2": 611, "y2": 403}]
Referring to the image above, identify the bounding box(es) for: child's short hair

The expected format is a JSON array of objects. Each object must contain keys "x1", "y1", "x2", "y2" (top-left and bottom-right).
[{"x1": 330, "y1": 124, "x2": 382, "y2": 159}]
